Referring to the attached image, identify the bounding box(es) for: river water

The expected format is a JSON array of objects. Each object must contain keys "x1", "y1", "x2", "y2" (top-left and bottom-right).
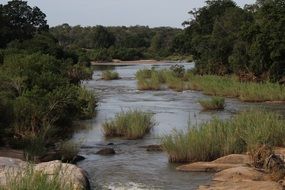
[{"x1": 73, "y1": 62, "x2": 285, "y2": 190}]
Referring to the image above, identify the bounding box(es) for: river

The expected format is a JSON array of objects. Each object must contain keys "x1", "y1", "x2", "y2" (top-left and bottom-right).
[{"x1": 72, "y1": 62, "x2": 285, "y2": 190}]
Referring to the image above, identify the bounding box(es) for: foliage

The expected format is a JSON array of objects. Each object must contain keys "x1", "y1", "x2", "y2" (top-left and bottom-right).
[
  {"x1": 101, "y1": 70, "x2": 120, "y2": 80},
  {"x1": 50, "y1": 25, "x2": 186, "y2": 61},
  {"x1": 161, "y1": 110, "x2": 285, "y2": 163},
  {"x1": 0, "y1": 0, "x2": 48, "y2": 48},
  {"x1": 198, "y1": 97, "x2": 225, "y2": 110},
  {"x1": 102, "y1": 110, "x2": 155, "y2": 139},
  {"x1": 180, "y1": 0, "x2": 284, "y2": 81}
]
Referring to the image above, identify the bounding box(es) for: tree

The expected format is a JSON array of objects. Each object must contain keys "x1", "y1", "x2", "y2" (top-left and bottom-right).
[
  {"x1": 0, "y1": 0, "x2": 48, "y2": 47},
  {"x1": 92, "y1": 25, "x2": 115, "y2": 49}
]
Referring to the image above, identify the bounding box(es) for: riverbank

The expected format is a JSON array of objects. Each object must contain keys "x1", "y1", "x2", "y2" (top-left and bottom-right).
[{"x1": 91, "y1": 59, "x2": 188, "y2": 66}]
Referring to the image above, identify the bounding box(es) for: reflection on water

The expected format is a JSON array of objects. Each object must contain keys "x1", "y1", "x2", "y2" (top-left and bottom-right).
[{"x1": 73, "y1": 62, "x2": 285, "y2": 190}]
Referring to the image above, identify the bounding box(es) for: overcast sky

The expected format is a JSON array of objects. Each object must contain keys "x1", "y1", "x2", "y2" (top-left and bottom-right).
[{"x1": 1, "y1": 0, "x2": 256, "y2": 28}]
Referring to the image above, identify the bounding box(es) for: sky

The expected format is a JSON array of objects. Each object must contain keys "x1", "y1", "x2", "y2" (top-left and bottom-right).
[{"x1": 1, "y1": 0, "x2": 256, "y2": 28}]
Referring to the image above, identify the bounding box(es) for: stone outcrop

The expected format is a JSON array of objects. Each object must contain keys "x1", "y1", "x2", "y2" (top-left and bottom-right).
[
  {"x1": 0, "y1": 157, "x2": 89, "y2": 190},
  {"x1": 198, "y1": 166, "x2": 282, "y2": 190},
  {"x1": 177, "y1": 154, "x2": 251, "y2": 172},
  {"x1": 96, "y1": 148, "x2": 116, "y2": 155}
]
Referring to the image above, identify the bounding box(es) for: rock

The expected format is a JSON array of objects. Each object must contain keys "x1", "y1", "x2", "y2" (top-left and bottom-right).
[
  {"x1": 213, "y1": 166, "x2": 269, "y2": 182},
  {"x1": 72, "y1": 155, "x2": 86, "y2": 163},
  {"x1": 140, "y1": 145, "x2": 163, "y2": 152},
  {"x1": 177, "y1": 154, "x2": 250, "y2": 172},
  {"x1": 0, "y1": 157, "x2": 89, "y2": 190},
  {"x1": 198, "y1": 166, "x2": 283, "y2": 190},
  {"x1": 96, "y1": 148, "x2": 115, "y2": 155},
  {"x1": 177, "y1": 162, "x2": 243, "y2": 172},
  {"x1": 35, "y1": 160, "x2": 90, "y2": 190},
  {"x1": 212, "y1": 154, "x2": 251, "y2": 165},
  {"x1": 198, "y1": 181, "x2": 282, "y2": 190},
  {"x1": 107, "y1": 143, "x2": 114, "y2": 146}
]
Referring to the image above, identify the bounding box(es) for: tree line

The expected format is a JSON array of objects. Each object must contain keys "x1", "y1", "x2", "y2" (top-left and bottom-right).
[{"x1": 50, "y1": 24, "x2": 183, "y2": 61}]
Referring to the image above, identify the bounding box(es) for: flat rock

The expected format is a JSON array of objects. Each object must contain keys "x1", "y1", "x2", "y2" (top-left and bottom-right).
[
  {"x1": 212, "y1": 154, "x2": 251, "y2": 165},
  {"x1": 198, "y1": 181, "x2": 282, "y2": 190},
  {"x1": 177, "y1": 162, "x2": 243, "y2": 172},
  {"x1": 213, "y1": 166, "x2": 269, "y2": 182},
  {"x1": 177, "y1": 154, "x2": 250, "y2": 172}
]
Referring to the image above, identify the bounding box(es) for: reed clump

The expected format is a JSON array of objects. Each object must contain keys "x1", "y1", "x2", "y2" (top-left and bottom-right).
[
  {"x1": 102, "y1": 109, "x2": 155, "y2": 140},
  {"x1": 198, "y1": 97, "x2": 225, "y2": 110},
  {"x1": 102, "y1": 70, "x2": 119, "y2": 80},
  {"x1": 161, "y1": 110, "x2": 285, "y2": 163},
  {"x1": 1, "y1": 167, "x2": 68, "y2": 190}
]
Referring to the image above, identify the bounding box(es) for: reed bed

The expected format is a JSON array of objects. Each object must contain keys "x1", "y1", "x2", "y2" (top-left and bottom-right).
[
  {"x1": 198, "y1": 97, "x2": 225, "y2": 110},
  {"x1": 101, "y1": 70, "x2": 119, "y2": 80},
  {"x1": 102, "y1": 109, "x2": 155, "y2": 139},
  {"x1": 161, "y1": 110, "x2": 285, "y2": 163}
]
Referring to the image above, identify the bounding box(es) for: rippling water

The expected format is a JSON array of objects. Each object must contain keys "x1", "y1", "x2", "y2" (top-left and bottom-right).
[{"x1": 72, "y1": 62, "x2": 285, "y2": 190}]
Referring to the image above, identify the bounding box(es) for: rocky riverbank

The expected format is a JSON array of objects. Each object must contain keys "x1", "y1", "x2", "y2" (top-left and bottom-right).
[{"x1": 177, "y1": 147, "x2": 285, "y2": 190}]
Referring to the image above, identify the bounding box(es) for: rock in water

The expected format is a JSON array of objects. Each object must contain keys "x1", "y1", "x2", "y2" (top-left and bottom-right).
[{"x1": 96, "y1": 148, "x2": 116, "y2": 155}]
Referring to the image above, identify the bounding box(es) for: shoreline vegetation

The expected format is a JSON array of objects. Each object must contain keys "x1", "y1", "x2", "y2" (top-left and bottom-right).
[
  {"x1": 161, "y1": 110, "x2": 285, "y2": 163},
  {"x1": 135, "y1": 67, "x2": 285, "y2": 102}
]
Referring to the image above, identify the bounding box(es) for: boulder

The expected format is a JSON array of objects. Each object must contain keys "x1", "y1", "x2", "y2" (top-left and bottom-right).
[
  {"x1": 177, "y1": 154, "x2": 250, "y2": 172},
  {"x1": 35, "y1": 160, "x2": 90, "y2": 190},
  {"x1": 96, "y1": 148, "x2": 115, "y2": 155},
  {"x1": 0, "y1": 157, "x2": 89, "y2": 190}
]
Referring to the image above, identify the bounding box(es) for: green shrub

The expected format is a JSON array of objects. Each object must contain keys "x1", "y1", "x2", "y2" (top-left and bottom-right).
[
  {"x1": 198, "y1": 97, "x2": 225, "y2": 110},
  {"x1": 161, "y1": 110, "x2": 285, "y2": 163},
  {"x1": 101, "y1": 70, "x2": 119, "y2": 80},
  {"x1": 103, "y1": 110, "x2": 155, "y2": 139}
]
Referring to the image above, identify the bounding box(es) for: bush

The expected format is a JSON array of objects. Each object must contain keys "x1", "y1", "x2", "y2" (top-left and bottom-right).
[
  {"x1": 161, "y1": 110, "x2": 285, "y2": 163},
  {"x1": 103, "y1": 110, "x2": 155, "y2": 139},
  {"x1": 198, "y1": 97, "x2": 225, "y2": 110},
  {"x1": 101, "y1": 70, "x2": 119, "y2": 80}
]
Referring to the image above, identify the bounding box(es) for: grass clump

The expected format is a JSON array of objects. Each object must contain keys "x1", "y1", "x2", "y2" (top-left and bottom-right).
[
  {"x1": 1, "y1": 167, "x2": 68, "y2": 190},
  {"x1": 198, "y1": 97, "x2": 225, "y2": 110},
  {"x1": 161, "y1": 110, "x2": 285, "y2": 163},
  {"x1": 102, "y1": 109, "x2": 155, "y2": 139},
  {"x1": 102, "y1": 70, "x2": 119, "y2": 80}
]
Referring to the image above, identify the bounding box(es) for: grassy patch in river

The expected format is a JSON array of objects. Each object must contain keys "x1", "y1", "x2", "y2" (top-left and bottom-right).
[{"x1": 103, "y1": 109, "x2": 155, "y2": 140}]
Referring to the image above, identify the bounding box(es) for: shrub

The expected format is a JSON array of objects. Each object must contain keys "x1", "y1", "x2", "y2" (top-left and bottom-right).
[
  {"x1": 101, "y1": 70, "x2": 119, "y2": 80},
  {"x1": 198, "y1": 97, "x2": 225, "y2": 110},
  {"x1": 161, "y1": 110, "x2": 285, "y2": 163},
  {"x1": 102, "y1": 110, "x2": 155, "y2": 139}
]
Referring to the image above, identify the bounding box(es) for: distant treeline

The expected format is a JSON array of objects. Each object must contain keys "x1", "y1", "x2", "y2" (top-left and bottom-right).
[{"x1": 50, "y1": 25, "x2": 185, "y2": 61}]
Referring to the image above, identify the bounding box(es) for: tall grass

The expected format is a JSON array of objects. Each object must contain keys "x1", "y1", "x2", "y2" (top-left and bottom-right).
[
  {"x1": 102, "y1": 109, "x2": 155, "y2": 139},
  {"x1": 186, "y1": 74, "x2": 285, "y2": 102},
  {"x1": 198, "y1": 97, "x2": 225, "y2": 110},
  {"x1": 0, "y1": 166, "x2": 69, "y2": 190},
  {"x1": 161, "y1": 110, "x2": 285, "y2": 163},
  {"x1": 101, "y1": 70, "x2": 119, "y2": 80}
]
